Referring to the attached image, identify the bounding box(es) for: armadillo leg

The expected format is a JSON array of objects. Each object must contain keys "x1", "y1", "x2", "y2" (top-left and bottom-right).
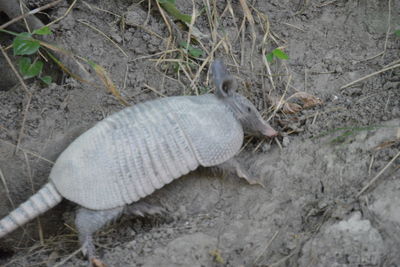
[
  {"x1": 124, "y1": 201, "x2": 166, "y2": 217},
  {"x1": 217, "y1": 158, "x2": 265, "y2": 188},
  {"x1": 75, "y1": 206, "x2": 124, "y2": 264}
]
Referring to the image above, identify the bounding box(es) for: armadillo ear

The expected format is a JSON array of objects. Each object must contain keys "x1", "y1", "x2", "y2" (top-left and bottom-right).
[{"x1": 212, "y1": 59, "x2": 236, "y2": 98}]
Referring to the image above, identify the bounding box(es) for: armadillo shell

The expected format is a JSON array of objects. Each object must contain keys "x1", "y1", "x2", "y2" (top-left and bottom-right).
[{"x1": 50, "y1": 94, "x2": 243, "y2": 210}]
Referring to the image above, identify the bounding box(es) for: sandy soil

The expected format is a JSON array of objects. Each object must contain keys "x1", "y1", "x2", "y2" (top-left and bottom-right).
[{"x1": 0, "y1": 0, "x2": 399, "y2": 266}]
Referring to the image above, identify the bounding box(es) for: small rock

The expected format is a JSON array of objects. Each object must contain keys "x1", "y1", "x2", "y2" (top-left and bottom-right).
[
  {"x1": 282, "y1": 136, "x2": 290, "y2": 147},
  {"x1": 125, "y1": 9, "x2": 147, "y2": 26},
  {"x1": 334, "y1": 65, "x2": 343, "y2": 73},
  {"x1": 127, "y1": 240, "x2": 137, "y2": 248},
  {"x1": 261, "y1": 143, "x2": 271, "y2": 152},
  {"x1": 299, "y1": 212, "x2": 385, "y2": 267},
  {"x1": 110, "y1": 32, "x2": 122, "y2": 43},
  {"x1": 143, "y1": 246, "x2": 152, "y2": 253}
]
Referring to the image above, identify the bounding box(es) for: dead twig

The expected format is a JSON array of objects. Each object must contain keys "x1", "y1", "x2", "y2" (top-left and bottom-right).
[
  {"x1": 253, "y1": 230, "x2": 280, "y2": 264},
  {"x1": 282, "y1": 22, "x2": 305, "y2": 32},
  {"x1": 0, "y1": 44, "x2": 31, "y2": 96},
  {"x1": 155, "y1": 0, "x2": 173, "y2": 47},
  {"x1": 122, "y1": 62, "x2": 129, "y2": 93},
  {"x1": 53, "y1": 248, "x2": 82, "y2": 267},
  {"x1": 239, "y1": 0, "x2": 256, "y2": 70},
  {"x1": 356, "y1": 150, "x2": 400, "y2": 198},
  {"x1": 267, "y1": 75, "x2": 292, "y2": 120},
  {"x1": 0, "y1": 0, "x2": 63, "y2": 30},
  {"x1": 82, "y1": 1, "x2": 121, "y2": 18},
  {"x1": 316, "y1": 0, "x2": 338, "y2": 8},
  {"x1": 269, "y1": 249, "x2": 298, "y2": 266},
  {"x1": 0, "y1": 44, "x2": 33, "y2": 152},
  {"x1": 340, "y1": 63, "x2": 400, "y2": 90},
  {"x1": 77, "y1": 19, "x2": 128, "y2": 58},
  {"x1": 189, "y1": 37, "x2": 225, "y2": 92},
  {"x1": 19, "y1": 0, "x2": 33, "y2": 33},
  {"x1": 274, "y1": 137, "x2": 283, "y2": 151},
  {"x1": 381, "y1": 0, "x2": 391, "y2": 59},
  {"x1": 143, "y1": 83, "x2": 166, "y2": 97},
  {"x1": 0, "y1": 139, "x2": 54, "y2": 164},
  {"x1": 47, "y1": 0, "x2": 78, "y2": 27},
  {"x1": 185, "y1": 0, "x2": 198, "y2": 95},
  {"x1": 0, "y1": 168, "x2": 15, "y2": 208},
  {"x1": 258, "y1": 13, "x2": 276, "y2": 91}
]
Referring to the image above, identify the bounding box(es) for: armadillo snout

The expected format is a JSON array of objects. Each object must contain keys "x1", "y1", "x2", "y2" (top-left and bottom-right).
[{"x1": 262, "y1": 123, "x2": 278, "y2": 137}]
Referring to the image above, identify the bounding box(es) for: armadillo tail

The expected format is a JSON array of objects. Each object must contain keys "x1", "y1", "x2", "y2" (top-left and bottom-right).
[{"x1": 0, "y1": 182, "x2": 62, "y2": 238}]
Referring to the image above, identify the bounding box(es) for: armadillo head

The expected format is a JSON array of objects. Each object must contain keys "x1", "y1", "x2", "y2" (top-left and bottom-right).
[{"x1": 212, "y1": 59, "x2": 278, "y2": 138}]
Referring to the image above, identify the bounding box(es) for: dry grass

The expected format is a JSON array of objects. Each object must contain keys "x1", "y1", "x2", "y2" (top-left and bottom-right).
[{"x1": 356, "y1": 150, "x2": 400, "y2": 198}]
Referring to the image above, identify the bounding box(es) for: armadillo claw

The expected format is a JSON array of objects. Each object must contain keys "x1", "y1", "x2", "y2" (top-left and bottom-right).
[
  {"x1": 91, "y1": 257, "x2": 107, "y2": 267},
  {"x1": 124, "y1": 202, "x2": 167, "y2": 217},
  {"x1": 236, "y1": 168, "x2": 266, "y2": 188}
]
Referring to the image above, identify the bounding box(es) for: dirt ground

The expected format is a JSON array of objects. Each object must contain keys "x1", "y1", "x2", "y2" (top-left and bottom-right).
[{"x1": 0, "y1": 0, "x2": 399, "y2": 266}]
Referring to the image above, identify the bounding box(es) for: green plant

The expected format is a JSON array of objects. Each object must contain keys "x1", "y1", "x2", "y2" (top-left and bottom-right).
[
  {"x1": 1, "y1": 26, "x2": 128, "y2": 105},
  {"x1": 179, "y1": 41, "x2": 204, "y2": 58},
  {"x1": 158, "y1": 0, "x2": 192, "y2": 24},
  {"x1": 11, "y1": 26, "x2": 53, "y2": 84},
  {"x1": 395, "y1": 29, "x2": 400, "y2": 37},
  {"x1": 166, "y1": 42, "x2": 203, "y2": 75},
  {"x1": 266, "y1": 48, "x2": 289, "y2": 62}
]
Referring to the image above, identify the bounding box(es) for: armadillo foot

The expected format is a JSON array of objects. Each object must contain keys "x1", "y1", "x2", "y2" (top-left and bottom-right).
[
  {"x1": 124, "y1": 201, "x2": 167, "y2": 217},
  {"x1": 91, "y1": 257, "x2": 107, "y2": 267},
  {"x1": 75, "y1": 207, "x2": 124, "y2": 266},
  {"x1": 235, "y1": 167, "x2": 265, "y2": 188},
  {"x1": 217, "y1": 158, "x2": 265, "y2": 188},
  {"x1": 81, "y1": 234, "x2": 101, "y2": 267},
  {"x1": 81, "y1": 235, "x2": 95, "y2": 258}
]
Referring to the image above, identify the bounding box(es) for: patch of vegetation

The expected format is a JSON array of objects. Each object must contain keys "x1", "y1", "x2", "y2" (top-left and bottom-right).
[
  {"x1": 266, "y1": 48, "x2": 289, "y2": 62},
  {"x1": 8, "y1": 26, "x2": 53, "y2": 84},
  {"x1": 158, "y1": 0, "x2": 192, "y2": 24},
  {"x1": 179, "y1": 41, "x2": 204, "y2": 58},
  {"x1": 1, "y1": 26, "x2": 128, "y2": 105}
]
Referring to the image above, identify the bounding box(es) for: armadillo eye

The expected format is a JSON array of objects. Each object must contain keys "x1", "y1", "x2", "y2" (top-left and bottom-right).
[{"x1": 247, "y1": 107, "x2": 251, "y2": 112}]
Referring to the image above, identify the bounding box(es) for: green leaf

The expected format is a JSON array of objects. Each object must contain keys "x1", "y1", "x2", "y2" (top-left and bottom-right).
[
  {"x1": 172, "y1": 62, "x2": 180, "y2": 73},
  {"x1": 33, "y1": 26, "x2": 52, "y2": 35},
  {"x1": 266, "y1": 52, "x2": 274, "y2": 62},
  {"x1": 13, "y1": 33, "x2": 40, "y2": 55},
  {"x1": 87, "y1": 60, "x2": 97, "y2": 68},
  {"x1": 272, "y1": 48, "x2": 289, "y2": 60},
  {"x1": 395, "y1": 29, "x2": 400, "y2": 37},
  {"x1": 158, "y1": 0, "x2": 191, "y2": 23},
  {"x1": 40, "y1": 76, "x2": 52, "y2": 85},
  {"x1": 158, "y1": 0, "x2": 175, "y2": 3},
  {"x1": 179, "y1": 41, "x2": 189, "y2": 48},
  {"x1": 15, "y1": 32, "x2": 31, "y2": 38},
  {"x1": 28, "y1": 61, "x2": 44, "y2": 78},
  {"x1": 18, "y1": 58, "x2": 43, "y2": 79},
  {"x1": 18, "y1": 57, "x2": 32, "y2": 76},
  {"x1": 189, "y1": 47, "x2": 203, "y2": 57},
  {"x1": 179, "y1": 41, "x2": 203, "y2": 58}
]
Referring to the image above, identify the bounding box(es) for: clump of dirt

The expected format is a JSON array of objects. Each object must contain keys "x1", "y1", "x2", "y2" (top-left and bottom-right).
[
  {"x1": 0, "y1": 0, "x2": 399, "y2": 266},
  {"x1": 299, "y1": 211, "x2": 385, "y2": 266}
]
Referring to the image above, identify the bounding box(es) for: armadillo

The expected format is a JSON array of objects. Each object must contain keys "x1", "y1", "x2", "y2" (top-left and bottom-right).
[{"x1": 0, "y1": 59, "x2": 277, "y2": 265}]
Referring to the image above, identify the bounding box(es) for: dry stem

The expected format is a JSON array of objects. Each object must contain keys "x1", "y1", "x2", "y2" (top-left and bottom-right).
[
  {"x1": 340, "y1": 63, "x2": 400, "y2": 90},
  {"x1": 357, "y1": 150, "x2": 400, "y2": 197},
  {"x1": 0, "y1": 0, "x2": 63, "y2": 30}
]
